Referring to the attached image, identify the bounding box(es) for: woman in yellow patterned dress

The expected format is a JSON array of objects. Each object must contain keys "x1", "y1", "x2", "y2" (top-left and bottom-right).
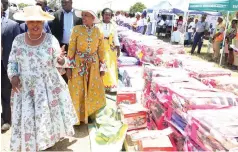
[
  {"x1": 66, "y1": 9, "x2": 106, "y2": 124},
  {"x1": 97, "y1": 8, "x2": 120, "y2": 92}
]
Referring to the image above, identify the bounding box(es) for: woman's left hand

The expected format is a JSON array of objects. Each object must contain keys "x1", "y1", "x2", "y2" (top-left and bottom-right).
[
  {"x1": 57, "y1": 45, "x2": 66, "y2": 65},
  {"x1": 100, "y1": 71, "x2": 105, "y2": 77}
]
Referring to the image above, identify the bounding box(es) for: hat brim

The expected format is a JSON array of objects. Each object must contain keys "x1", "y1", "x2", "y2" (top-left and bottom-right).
[
  {"x1": 13, "y1": 11, "x2": 55, "y2": 21},
  {"x1": 75, "y1": 10, "x2": 100, "y2": 24}
]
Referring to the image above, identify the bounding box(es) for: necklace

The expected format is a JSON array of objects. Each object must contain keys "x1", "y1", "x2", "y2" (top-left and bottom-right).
[{"x1": 27, "y1": 32, "x2": 43, "y2": 41}]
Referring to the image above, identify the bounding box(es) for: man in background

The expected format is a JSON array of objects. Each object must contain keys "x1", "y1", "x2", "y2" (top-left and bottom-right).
[
  {"x1": 51, "y1": 0, "x2": 82, "y2": 82},
  {"x1": 1, "y1": 0, "x2": 15, "y2": 20},
  {"x1": 36, "y1": 0, "x2": 50, "y2": 12},
  {"x1": 1, "y1": 2, "x2": 20, "y2": 132},
  {"x1": 191, "y1": 15, "x2": 209, "y2": 54}
]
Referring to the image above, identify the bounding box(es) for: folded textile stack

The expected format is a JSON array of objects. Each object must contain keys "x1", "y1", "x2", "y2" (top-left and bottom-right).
[
  {"x1": 182, "y1": 60, "x2": 215, "y2": 68},
  {"x1": 117, "y1": 88, "x2": 137, "y2": 105},
  {"x1": 201, "y1": 76, "x2": 238, "y2": 95},
  {"x1": 185, "y1": 66, "x2": 231, "y2": 79},
  {"x1": 153, "y1": 54, "x2": 181, "y2": 68},
  {"x1": 117, "y1": 26, "x2": 238, "y2": 151},
  {"x1": 119, "y1": 66, "x2": 144, "y2": 89},
  {"x1": 183, "y1": 138, "x2": 204, "y2": 151},
  {"x1": 150, "y1": 77, "x2": 238, "y2": 132},
  {"x1": 142, "y1": 66, "x2": 188, "y2": 108},
  {"x1": 163, "y1": 45, "x2": 185, "y2": 55},
  {"x1": 119, "y1": 103, "x2": 148, "y2": 131},
  {"x1": 118, "y1": 56, "x2": 140, "y2": 67},
  {"x1": 125, "y1": 128, "x2": 177, "y2": 151},
  {"x1": 118, "y1": 27, "x2": 186, "y2": 66},
  {"x1": 186, "y1": 107, "x2": 238, "y2": 151}
]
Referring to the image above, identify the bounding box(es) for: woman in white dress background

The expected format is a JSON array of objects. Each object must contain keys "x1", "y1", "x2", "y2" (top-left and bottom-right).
[
  {"x1": 97, "y1": 8, "x2": 120, "y2": 92},
  {"x1": 8, "y1": 6, "x2": 78, "y2": 151}
]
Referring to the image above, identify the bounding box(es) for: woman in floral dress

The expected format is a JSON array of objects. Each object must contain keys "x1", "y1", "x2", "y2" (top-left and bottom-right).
[
  {"x1": 97, "y1": 8, "x2": 120, "y2": 92},
  {"x1": 66, "y1": 9, "x2": 106, "y2": 124},
  {"x1": 8, "y1": 6, "x2": 78, "y2": 151}
]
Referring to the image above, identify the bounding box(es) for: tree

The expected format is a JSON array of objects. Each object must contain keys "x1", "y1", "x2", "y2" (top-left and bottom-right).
[
  {"x1": 18, "y1": 3, "x2": 29, "y2": 9},
  {"x1": 48, "y1": 0, "x2": 61, "y2": 9},
  {"x1": 129, "y1": 2, "x2": 146, "y2": 13}
]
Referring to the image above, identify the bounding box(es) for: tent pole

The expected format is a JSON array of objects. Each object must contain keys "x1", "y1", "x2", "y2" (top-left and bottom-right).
[
  {"x1": 183, "y1": 11, "x2": 189, "y2": 45},
  {"x1": 219, "y1": 11, "x2": 230, "y2": 66},
  {"x1": 170, "y1": 14, "x2": 175, "y2": 43}
]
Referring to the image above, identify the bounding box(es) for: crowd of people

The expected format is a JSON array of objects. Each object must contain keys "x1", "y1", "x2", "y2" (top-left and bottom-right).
[
  {"x1": 1, "y1": 0, "x2": 120, "y2": 151},
  {"x1": 114, "y1": 11, "x2": 148, "y2": 35},
  {"x1": 187, "y1": 13, "x2": 238, "y2": 66},
  {"x1": 115, "y1": 9, "x2": 238, "y2": 67}
]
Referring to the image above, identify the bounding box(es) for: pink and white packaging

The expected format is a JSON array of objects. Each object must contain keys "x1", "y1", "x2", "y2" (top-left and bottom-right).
[
  {"x1": 201, "y1": 76, "x2": 238, "y2": 95},
  {"x1": 151, "y1": 77, "x2": 238, "y2": 111},
  {"x1": 185, "y1": 66, "x2": 231, "y2": 79},
  {"x1": 187, "y1": 107, "x2": 238, "y2": 150}
]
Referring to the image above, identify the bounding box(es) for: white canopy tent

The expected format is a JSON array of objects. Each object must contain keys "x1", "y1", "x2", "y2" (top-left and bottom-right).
[{"x1": 151, "y1": 0, "x2": 189, "y2": 44}]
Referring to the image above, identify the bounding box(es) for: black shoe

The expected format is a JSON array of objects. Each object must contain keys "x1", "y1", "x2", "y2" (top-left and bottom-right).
[{"x1": 88, "y1": 117, "x2": 94, "y2": 124}]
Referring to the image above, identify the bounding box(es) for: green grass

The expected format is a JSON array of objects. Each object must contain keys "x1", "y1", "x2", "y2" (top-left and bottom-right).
[{"x1": 184, "y1": 43, "x2": 238, "y2": 77}]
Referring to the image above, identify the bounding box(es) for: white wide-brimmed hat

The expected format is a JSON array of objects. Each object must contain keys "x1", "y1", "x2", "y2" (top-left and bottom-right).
[
  {"x1": 135, "y1": 12, "x2": 142, "y2": 16},
  {"x1": 75, "y1": 9, "x2": 100, "y2": 24},
  {"x1": 13, "y1": 6, "x2": 55, "y2": 21}
]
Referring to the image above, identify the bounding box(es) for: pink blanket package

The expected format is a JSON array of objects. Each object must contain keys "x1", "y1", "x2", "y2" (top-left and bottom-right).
[
  {"x1": 186, "y1": 107, "x2": 238, "y2": 151},
  {"x1": 117, "y1": 26, "x2": 238, "y2": 152},
  {"x1": 201, "y1": 76, "x2": 238, "y2": 95},
  {"x1": 185, "y1": 66, "x2": 231, "y2": 79}
]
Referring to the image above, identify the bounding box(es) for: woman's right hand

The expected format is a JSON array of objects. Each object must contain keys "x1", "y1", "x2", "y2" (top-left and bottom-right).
[
  {"x1": 66, "y1": 68, "x2": 72, "y2": 79},
  {"x1": 11, "y1": 76, "x2": 21, "y2": 93}
]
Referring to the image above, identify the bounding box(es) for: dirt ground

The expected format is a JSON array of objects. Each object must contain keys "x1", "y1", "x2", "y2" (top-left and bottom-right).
[
  {"x1": 1, "y1": 95, "x2": 117, "y2": 152},
  {"x1": 1, "y1": 124, "x2": 91, "y2": 152}
]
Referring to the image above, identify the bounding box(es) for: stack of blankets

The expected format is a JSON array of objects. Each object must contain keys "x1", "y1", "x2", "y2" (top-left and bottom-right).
[
  {"x1": 201, "y1": 76, "x2": 238, "y2": 96},
  {"x1": 140, "y1": 65, "x2": 238, "y2": 151},
  {"x1": 186, "y1": 107, "x2": 238, "y2": 151},
  {"x1": 117, "y1": 25, "x2": 238, "y2": 151}
]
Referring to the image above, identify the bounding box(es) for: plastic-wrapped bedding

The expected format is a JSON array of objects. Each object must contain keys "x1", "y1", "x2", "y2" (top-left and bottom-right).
[
  {"x1": 201, "y1": 76, "x2": 238, "y2": 96},
  {"x1": 185, "y1": 66, "x2": 231, "y2": 79},
  {"x1": 187, "y1": 107, "x2": 238, "y2": 151},
  {"x1": 118, "y1": 56, "x2": 139, "y2": 67}
]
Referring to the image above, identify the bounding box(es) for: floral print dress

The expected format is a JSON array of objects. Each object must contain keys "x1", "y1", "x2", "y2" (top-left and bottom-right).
[
  {"x1": 67, "y1": 25, "x2": 106, "y2": 124},
  {"x1": 7, "y1": 33, "x2": 78, "y2": 151}
]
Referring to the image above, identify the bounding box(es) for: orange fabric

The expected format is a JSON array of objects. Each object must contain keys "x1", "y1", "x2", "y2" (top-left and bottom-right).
[{"x1": 215, "y1": 33, "x2": 224, "y2": 42}]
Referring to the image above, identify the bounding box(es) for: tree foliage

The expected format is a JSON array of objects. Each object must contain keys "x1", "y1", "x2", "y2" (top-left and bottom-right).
[
  {"x1": 48, "y1": 0, "x2": 60, "y2": 9},
  {"x1": 129, "y1": 2, "x2": 146, "y2": 13},
  {"x1": 18, "y1": 3, "x2": 29, "y2": 9}
]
